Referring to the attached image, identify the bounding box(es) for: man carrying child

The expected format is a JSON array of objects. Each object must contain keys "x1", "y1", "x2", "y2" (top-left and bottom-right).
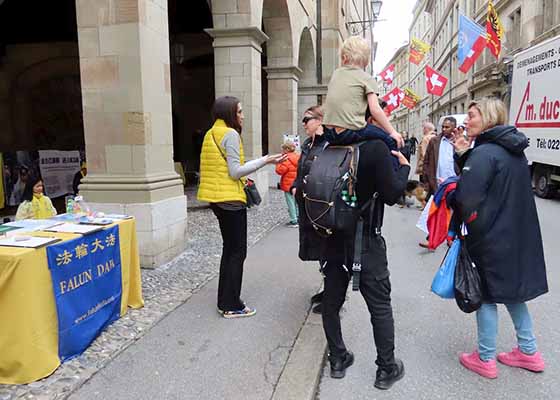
[{"x1": 315, "y1": 36, "x2": 409, "y2": 390}]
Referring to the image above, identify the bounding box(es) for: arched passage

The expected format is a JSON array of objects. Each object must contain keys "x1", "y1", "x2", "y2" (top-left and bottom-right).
[
  {"x1": 297, "y1": 27, "x2": 318, "y2": 136},
  {"x1": 168, "y1": 0, "x2": 214, "y2": 185},
  {"x1": 262, "y1": 0, "x2": 298, "y2": 154},
  {"x1": 0, "y1": 0, "x2": 84, "y2": 214}
]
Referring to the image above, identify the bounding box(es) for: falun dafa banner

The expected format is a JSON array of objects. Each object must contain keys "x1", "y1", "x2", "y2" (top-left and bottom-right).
[{"x1": 46, "y1": 225, "x2": 122, "y2": 361}]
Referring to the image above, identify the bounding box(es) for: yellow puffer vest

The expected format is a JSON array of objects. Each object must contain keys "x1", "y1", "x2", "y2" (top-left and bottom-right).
[{"x1": 197, "y1": 119, "x2": 247, "y2": 203}]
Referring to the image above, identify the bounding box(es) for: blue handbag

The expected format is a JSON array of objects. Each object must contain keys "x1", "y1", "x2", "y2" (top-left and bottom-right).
[{"x1": 431, "y1": 238, "x2": 461, "y2": 299}]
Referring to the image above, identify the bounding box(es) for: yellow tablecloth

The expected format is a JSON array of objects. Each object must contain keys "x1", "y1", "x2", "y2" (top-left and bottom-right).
[{"x1": 0, "y1": 218, "x2": 144, "y2": 384}]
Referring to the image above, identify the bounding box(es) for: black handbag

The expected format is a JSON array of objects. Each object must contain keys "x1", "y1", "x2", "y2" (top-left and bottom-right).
[
  {"x1": 244, "y1": 178, "x2": 261, "y2": 208},
  {"x1": 211, "y1": 133, "x2": 262, "y2": 208},
  {"x1": 454, "y1": 239, "x2": 482, "y2": 313}
]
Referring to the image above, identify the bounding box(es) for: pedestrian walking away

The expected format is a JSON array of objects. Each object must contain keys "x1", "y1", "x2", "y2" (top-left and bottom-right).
[
  {"x1": 450, "y1": 98, "x2": 548, "y2": 379},
  {"x1": 197, "y1": 96, "x2": 286, "y2": 319}
]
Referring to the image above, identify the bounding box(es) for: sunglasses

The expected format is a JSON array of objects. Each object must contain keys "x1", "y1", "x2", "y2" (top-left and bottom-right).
[{"x1": 302, "y1": 116, "x2": 317, "y2": 124}]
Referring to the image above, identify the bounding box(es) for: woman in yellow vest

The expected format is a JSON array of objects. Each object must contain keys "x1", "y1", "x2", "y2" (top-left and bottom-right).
[
  {"x1": 15, "y1": 175, "x2": 57, "y2": 220},
  {"x1": 198, "y1": 96, "x2": 285, "y2": 319}
]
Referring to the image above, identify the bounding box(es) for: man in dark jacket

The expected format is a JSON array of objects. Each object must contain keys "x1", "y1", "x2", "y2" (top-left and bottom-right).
[
  {"x1": 420, "y1": 117, "x2": 460, "y2": 248},
  {"x1": 319, "y1": 140, "x2": 409, "y2": 390}
]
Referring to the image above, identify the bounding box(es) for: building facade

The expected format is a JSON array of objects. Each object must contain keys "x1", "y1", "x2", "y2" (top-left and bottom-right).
[
  {"x1": 381, "y1": 0, "x2": 560, "y2": 137},
  {"x1": 0, "y1": 0, "x2": 378, "y2": 267}
]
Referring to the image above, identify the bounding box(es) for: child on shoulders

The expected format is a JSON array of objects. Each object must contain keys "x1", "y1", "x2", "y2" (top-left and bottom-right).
[{"x1": 322, "y1": 36, "x2": 403, "y2": 169}]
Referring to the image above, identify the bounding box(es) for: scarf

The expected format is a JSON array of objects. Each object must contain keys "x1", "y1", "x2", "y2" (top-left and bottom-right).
[{"x1": 31, "y1": 193, "x2": 54, "y2": 219}]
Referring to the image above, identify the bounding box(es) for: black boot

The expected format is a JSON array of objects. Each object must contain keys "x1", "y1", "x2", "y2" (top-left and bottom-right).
[
  {"x1": 329, "y1": 351, "x2": 354, "y2": 379},
  {"x1": 374, "y1": 358, "x2": 405, "y2": 390},
  {"x1": 312, "y1": 303, "x2": 322, "y2": 314},
  {"x1": 311, "y1": 291, "x2": 324, "y2": 304}
]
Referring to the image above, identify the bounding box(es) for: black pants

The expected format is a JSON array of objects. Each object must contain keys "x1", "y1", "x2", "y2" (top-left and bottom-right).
[
  {"x1": 211, "y1": 204, "x2": 247, "y2": 311},
  {"x1": 321, "y1": 233, "x2": 396, "y2": 371}
]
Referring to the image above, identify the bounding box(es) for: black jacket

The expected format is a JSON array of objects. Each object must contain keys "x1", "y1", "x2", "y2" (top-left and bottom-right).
[
  {"x1": 452, "y1": 125, "x2": 548, "y2": 303},
  {"x1": 294, "y1": 134, "x2": 328, "y2": 261}
]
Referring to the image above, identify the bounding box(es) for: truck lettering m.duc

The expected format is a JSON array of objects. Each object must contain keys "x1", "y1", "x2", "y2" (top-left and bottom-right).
[{"x1": 510, "y1": 35, "x2": 560, "y2": 198}]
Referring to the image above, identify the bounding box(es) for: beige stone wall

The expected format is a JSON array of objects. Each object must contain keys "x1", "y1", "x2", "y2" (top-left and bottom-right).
[{"x1": 76, "y1": 0, "x2": 187, "y2": 267}]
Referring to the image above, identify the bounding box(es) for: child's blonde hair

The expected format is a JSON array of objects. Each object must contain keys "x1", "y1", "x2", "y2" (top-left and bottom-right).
[
  {"x1": 281, "y1": 142, "x2": 296, "y2": 152},
  {"x1": 341, "y1": 36, "x2": 371, "y2": 68}
]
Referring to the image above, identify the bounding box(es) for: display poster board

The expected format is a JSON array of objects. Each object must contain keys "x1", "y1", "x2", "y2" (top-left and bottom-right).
[{"x1": 38, "y1": 150, "x2": 81, "y2": 199}]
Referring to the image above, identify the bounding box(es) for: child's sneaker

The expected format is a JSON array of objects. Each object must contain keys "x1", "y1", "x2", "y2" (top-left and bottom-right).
[
  {"x1": 222, "y1": 306, "x2": 256, "y2": 319},
  {"x1": 459, "y1": 351, "x2": 498, "y2": 379},
  {"x1": 497, "y1": 347, "x2": 545, "y2": 372}
]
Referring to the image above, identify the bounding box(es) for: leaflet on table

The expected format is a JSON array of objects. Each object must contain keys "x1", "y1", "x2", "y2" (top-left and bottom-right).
[
  {"x1": 0, "y1": 236, "x2": 61, "y2": 248},
  {"x1": 4, "y1": 219, "x2": 62, "y2": 231},
  {"x1": 53, "y1": 214, "x2": 113, "y2": 225},
  {"x1": 102, "y1": 214, "x2": 133, "y2": 220},
  {"x1": 0, "y1": 224, "x2": 21, "y2": 234},
  {"x1": 44, "y1": 223, "x2": 104, "y2": 235}
]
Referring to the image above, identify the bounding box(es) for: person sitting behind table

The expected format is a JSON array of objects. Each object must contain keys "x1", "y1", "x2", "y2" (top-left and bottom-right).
[
  {"x1": 322, "y1": 36, "x2": 404, "y2": 150},
  {"x1": 15, "y1": 176, "x2": 57, "y2": 220}
]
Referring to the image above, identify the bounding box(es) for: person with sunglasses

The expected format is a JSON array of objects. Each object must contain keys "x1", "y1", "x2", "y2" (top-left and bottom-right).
[{"x1": 291, "y1": 106, "x2": 328, "y2": 314}]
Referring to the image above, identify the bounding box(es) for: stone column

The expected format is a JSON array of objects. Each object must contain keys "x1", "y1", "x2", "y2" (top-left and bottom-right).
[
  {"x1": 205, "y1": 27, "x2": 268, "y2": 159},
  {"x1": 205, "y1": 27, "x2": 271, "y2": 202},
  {"x1": 264, "y1": 66, "x2": 302, "y2": 153},
  {"x1": 75, "y1": 0, "x2": 187, "y2": 268}
]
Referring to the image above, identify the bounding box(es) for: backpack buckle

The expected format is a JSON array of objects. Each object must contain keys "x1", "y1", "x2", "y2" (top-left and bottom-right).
[{"x1": 352, "y1": 263, "x2": 361, "y2": 272}]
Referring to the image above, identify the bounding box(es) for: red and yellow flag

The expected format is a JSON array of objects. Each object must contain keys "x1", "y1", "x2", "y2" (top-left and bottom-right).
[
  {"x1": 402, "y1": 88, "x2": 420, "y2": 109},
  {"x1": 486, "y1": 0, "x2": 504, "y2": 59},
  {"x1": 409, "y1": 38, "x2": 431, "y2": 65}
]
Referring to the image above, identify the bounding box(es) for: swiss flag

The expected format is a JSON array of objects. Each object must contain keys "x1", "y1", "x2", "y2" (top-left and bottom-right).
[
  {"x1": 459, "y1": 35, "x2": 486, "y2": 73},
  {"x1": 425, "y1": 66, "x2": 448, "y2": 97},
  {"x1": 379, "y1": 64, "x2": 395, "y2": 85},
  {"x1": 382, "y1": 87, "x2": 404, "y2": 114}
]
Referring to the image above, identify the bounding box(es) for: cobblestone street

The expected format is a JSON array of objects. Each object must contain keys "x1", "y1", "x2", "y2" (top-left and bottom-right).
[{"x1": 0, "y1": 190, "x2": 288, "y2": 400}]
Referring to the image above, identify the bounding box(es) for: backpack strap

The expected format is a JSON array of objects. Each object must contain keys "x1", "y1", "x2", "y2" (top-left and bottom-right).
[{"x1": 352, "y1": 191, "x2": 379, "y2": 291}]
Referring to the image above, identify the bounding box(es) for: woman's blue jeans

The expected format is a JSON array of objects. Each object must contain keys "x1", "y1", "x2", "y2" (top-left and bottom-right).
[{"x1": 476, "y1": 303, "x2": 537, "y2": 361}]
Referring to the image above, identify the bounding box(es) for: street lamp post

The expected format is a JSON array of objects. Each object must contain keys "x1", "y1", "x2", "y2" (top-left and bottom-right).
[{"x1": 346, "y1": 1, "x2": 384, "y2": 35}]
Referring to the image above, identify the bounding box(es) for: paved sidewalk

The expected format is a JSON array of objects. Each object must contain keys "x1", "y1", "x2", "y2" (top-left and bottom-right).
[
  {"x1": 68, "y1": 223, "x2": 321, "y2": 400},
  {"x1": 0, "y1": 190, "x2": 295, "y2": 400},
  {"x1": 317, "y1": 202, "x2": 559, "y2": 400}
]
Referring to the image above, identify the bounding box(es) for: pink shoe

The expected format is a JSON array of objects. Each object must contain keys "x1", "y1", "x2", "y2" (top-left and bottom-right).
[
  {"x1": 497, "y1": 348, "x2": 545, "y2": 372},
  {"x1": 459, "y1": 351, "x2": 498, "y2": 379}
]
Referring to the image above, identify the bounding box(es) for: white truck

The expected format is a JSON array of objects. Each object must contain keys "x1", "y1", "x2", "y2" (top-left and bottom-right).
[{"x1": 509, "y1": 35, "x2": 560, "y2": 198}]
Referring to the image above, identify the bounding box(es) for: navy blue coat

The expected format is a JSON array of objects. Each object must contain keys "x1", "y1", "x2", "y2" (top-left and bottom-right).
[{"x1": 452, "y1": 125, "x2": 548, "y2": 304}]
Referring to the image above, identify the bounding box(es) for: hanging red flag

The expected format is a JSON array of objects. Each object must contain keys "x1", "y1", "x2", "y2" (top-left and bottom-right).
[
  {"x1": 486, "y1": 1, "x2": 504, "y2": 59},
  {"x1": 381, "y1": 87, "x2": 404, "y2": 114},
  {"x1": 379, "y1": 64, "x2": 395, "y2": 85},
  {"x1": 425, "y1": 66, "x2": 448, "y2": 97}
]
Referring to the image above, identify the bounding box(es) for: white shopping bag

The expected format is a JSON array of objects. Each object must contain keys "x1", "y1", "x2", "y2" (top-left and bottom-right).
[{"x1": 416, "y1": 195, "x2": 434, "y2": 234}]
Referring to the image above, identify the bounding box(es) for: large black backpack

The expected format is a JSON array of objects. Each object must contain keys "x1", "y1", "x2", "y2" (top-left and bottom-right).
[
  {"x1": 302, "y1": 142, "x2": 381, "y2": 291},
  {"x1": 302, "y1": 143, "x2": 365, "y2": 237}
]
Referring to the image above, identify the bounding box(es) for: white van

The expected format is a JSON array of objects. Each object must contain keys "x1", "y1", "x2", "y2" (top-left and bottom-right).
[{"x1": 509, "y1": 35, "x2": 560, "y2": 198}]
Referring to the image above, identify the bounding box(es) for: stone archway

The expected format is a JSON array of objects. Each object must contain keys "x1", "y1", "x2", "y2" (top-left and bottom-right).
[
  {"x1": 297, "y1": 27, "x2": 318, "y2": 137},
  {"x1": 262, "y1": 0, "x2": 298, "y2": 154}
]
